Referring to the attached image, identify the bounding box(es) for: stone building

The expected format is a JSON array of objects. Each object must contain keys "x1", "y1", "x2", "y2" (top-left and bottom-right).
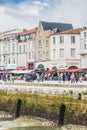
[{"x1": 35, "y1": 21, "x2": 73, "y2": 70}]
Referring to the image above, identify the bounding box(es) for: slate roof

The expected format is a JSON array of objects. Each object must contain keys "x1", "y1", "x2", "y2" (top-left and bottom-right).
[{"x1": 41, "y1": 21, "x2": 73, "y2": 32}]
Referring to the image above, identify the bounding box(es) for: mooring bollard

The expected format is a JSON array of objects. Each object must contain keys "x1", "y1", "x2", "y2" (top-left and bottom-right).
[
  {"x1": 78, "y1": 93, "x2": 82, "y2": 100},
  {"x1": 58, "y1": 104, "x2": 66, "y2": 126},
  {"x1": 15, "y1": 98, "x2": 21, "y2": 118}
]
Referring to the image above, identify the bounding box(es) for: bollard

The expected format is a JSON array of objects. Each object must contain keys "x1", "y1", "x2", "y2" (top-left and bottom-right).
[
  {"x1": 78, "y1": 93, "x2": 82, "y2": 100},
  {"x1": 58, "y1": 104, "x2": 66, "y2": 126},
  {"x1": 15, "y1": 99, "x2": 21, "y2": 118}
]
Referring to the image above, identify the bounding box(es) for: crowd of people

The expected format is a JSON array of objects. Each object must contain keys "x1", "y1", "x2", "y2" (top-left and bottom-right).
[
  {"x1": 0, "y1": 71, "x2": 87, "y2": 83},
  {"x1": 36, "y1": 71, "x2": 87, "y2": 83}
]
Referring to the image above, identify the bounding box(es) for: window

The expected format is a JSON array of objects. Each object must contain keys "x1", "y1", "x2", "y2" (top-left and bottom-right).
[
  {"x1": 71, "y1": 36, "x2": 75, "y2": 44},
  {"x1": 23, "y1": 45, "x2": 25, "y2": 53},
  {"x1": 29, "y1": 52, "x2": 31, "y2": 59},
  {"x1": 59, "y1": 36, "x2": 64, "y2": 44},
  {"x1": 26, "y1": 35, "x2": 29, "y2": 39},
  {"x1": 60, "y1": 49, "x2": 64, "y2": 57},
  {"x1": 3, "y1": 46, "x2": 5, "y2": 53},
  {"x1": 53, "y1": 37, "x2": 55, "y2": 44},
  {"x1": 29, "y1": 34, "x2": 32, "y2": 39},
  {"x1": 38, "y1": 41, "x2": 42, "y2": 48},
  {"x1": 84, "y1": 32, "x2": 87, "y2": 37},
  {"x1": 53, "y1": 49, "x2": 56, "y2": 58},
  {"x1": 8, "y1": 44, "x2": 10, "y2": 53},
  {"x1": 29, "y1": 42, "x2": 31, "y2": 49},
  {"x1": 39, "y1": 31, "x2": 41, "y2": 37},
  {"x1": 38, "y1": 51, "x2": 42, "y2": 59},
  {"x1": 8, "y1": 58, "x2": 10, "y2": 64},
  {"x1": 19, "y1": 45, "x2": 21, "y2": 53},
  {"x1": 84, "y1": 43, "x2": 86, "y2": 50},
  {"x1": 46, "y1": 40, "x2": 48, "y2": 47},
  {"x1": 13, "y1": 58, "x2": 15, "y2": 63},
  {"x1": 12, "y1": 44, "x2": 15, "y2": 52},
  {"x1": 10, "y1": 36, "x2": 14, "y2": 40},
  {"x1": 32, "y1": 51, "x2": 34, "y2": 59},
  {"x1": 46, "y1": 51, "x2": 48, "y2": 59},
  {"x1": 71, "y1": 48, "x2": 75, "y2": 57}
]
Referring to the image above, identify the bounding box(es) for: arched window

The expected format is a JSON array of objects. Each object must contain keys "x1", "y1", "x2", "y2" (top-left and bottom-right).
[
  {"x1": 52, "y1": 66, "x2": 57, "y2": 70},
  {"x1": 68, "y1": 66, "x2": 78, "y2": 69},
  {"x1": 38, "y1": 64, "x2": 44, "y2": 69}
]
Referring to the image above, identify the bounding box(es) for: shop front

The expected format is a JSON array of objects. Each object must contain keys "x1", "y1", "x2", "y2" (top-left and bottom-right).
[{"x1": 28, "y1": 62, "x2": 34, "y2": 70}]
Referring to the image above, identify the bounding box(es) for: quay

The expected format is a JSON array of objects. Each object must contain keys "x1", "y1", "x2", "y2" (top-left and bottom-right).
[{"x1": 0, "y1": 80, "x2": 87, "y2": 99}]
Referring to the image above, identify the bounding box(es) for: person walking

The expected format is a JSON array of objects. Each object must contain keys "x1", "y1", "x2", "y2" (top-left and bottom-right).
[
  {"x1": 57, "y1": 72, "x2": 62, "y2": 83},
  {"x1": 71, "y1": 73, "x2": 75, "y2": 83},
  {"x1": 63, "y1": 73, "x2": 66, "y2": 83}
]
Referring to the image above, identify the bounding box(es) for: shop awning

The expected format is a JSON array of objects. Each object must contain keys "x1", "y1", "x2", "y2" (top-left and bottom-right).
[
  {"x1": 16, "y1": 67, "x2": 25, "y2": 70},
  {"x1": 10, "y1": 70, "x2": 34, "y2": 74}
]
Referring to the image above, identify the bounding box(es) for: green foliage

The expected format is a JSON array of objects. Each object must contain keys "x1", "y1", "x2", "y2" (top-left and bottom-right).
[
  {"x1": 82, "y1": 91, "x2": 87, "y2": 95},
  {"x1": 69, "y1": 90, "x2": 73, "y2": 95}
]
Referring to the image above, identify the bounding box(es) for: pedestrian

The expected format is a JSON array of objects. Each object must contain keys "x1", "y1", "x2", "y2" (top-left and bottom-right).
[
  {"x1": 36, "y1": 73, "x2": 40, "y2": 82},
  {"x1": 71, "y1": 73, "x2": 75, "y2": 83},
  {"x1": 63, "y1": 73, "x2": 66, "y2": 83},
  {"x1": 75, "y1": 73, "x2": 79, "y2": 83},
  {"x1": 57, "y1": 72, "x2": 62, "y2": 83},
  {"x1": 66, "y1": 72, "x2": 71, "y2": 83}
]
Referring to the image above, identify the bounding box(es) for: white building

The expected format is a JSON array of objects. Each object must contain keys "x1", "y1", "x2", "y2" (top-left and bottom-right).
[
  {"x1": 80, "y1": 27, "x2": 87, "y2": 67},
  {"x1": 0, "y1": 28, "x2": 36, "y2": 70},
  {"x1": 50, "y1": 28, "x2": 81, "y2": 69},
  {"x1": 0, "y1": 29, "x2": 20, "y2": 70},
  {"x1": 17, "y1": 28, "x2": 36, "y2": 70}
]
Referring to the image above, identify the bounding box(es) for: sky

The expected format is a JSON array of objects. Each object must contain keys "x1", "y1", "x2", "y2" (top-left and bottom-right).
[{"x1": 0, "y1": 0, "x2": 87, "y2": 32}]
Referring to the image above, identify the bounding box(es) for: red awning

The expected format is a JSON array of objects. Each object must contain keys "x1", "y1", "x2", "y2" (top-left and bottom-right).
[
  {"x1": 66, "y1": 69, "x2": 79, "y2": 72},
  {"x1": 46, "y1": 69, "x2": 57, "y2": 74},
  {"x1": 57, "y1": 69, "x2": 65, "y2": 72},
  {"x1": 16, "y1": 67, "x2": 25, "y2": 71}
]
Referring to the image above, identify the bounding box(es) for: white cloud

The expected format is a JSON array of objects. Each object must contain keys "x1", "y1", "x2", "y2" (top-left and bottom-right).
[
  {"x1": 0, "y1": 6, "x2": 5, "y2": 13},
  {"x1": 0, "y1": 0, "x2": 87, "y2": 32},
  {"x1": 41, "y1": 0, "x2": 87, "y2": 28}
]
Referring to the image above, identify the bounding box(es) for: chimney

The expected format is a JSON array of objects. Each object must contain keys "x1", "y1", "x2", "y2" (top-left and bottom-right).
[{"x1": 22, "y1": 29, "x2": 27, "y2": 32}]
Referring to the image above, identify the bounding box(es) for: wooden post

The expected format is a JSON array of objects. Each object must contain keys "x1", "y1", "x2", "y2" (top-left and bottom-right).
[
  {"x1": 58, "y1": 104, "x2": 66, "y2": 126},
  {"x1": 15, "y1": 99, "x2": 21, "y2": 118}
]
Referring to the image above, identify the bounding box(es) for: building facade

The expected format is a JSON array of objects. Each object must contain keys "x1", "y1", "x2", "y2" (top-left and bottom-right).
[
  {"x1": 35, "y1": 21, "x2": 73, "y2": 70},
  {"x1": 17, "y1": 28, "x2": 36, "y2": 70},
  {"x1": 50, "y1": 28, "x2": 81, "y2": 69},
  {"x1": 0, "y1": 28, "x2": 36, "y2": 70},
  {"x1": 80, "y1": 27, "x2": 87, "y2": 67},
  {"x1": 0, "y1": 29, "x2": 20, "y2": 70}
]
